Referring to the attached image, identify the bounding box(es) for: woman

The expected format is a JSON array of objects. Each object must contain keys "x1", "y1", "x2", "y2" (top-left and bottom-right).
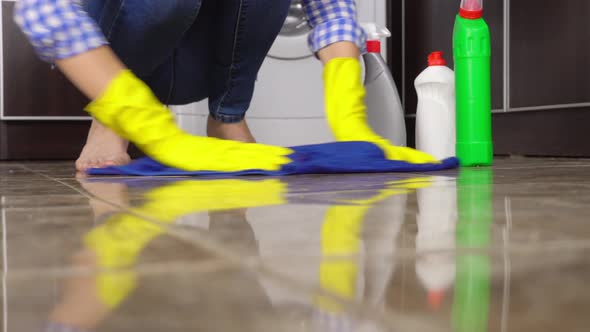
[{"x1": 14, "y1": 0, "x2": 436, "y2": 173}]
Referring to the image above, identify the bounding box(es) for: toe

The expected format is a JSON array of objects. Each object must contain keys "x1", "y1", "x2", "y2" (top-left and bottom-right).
[
  {"x1": 98, "y1": 159, "x2": 117, "y2": 168},
  {"x1": 75, "y1": 158, "x2": 88, "y2": 172},
  {"x1": 87, "y1": 160, "x2": 101, "y2": 171},
  {"x1": 78, "y1": 162, "x2": 91, "y2": 173}
]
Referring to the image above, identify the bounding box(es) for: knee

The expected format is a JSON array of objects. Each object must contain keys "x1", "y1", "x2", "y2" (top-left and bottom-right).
[
  {"x1": 140, "y1": 0, "x2": 202, "y2": 28},
  {"x1": 273, "y1": 0, "x2": 292, "y2": 27},
  {"x1": 274, "y1": 0, "x2": 293, "y2": 14},
  {"x1": 253, "y1": 0, "x2": 291, "y2": 31},
  {"x1": 242, "y1": 0, "x2": 291, "y2": 47}
]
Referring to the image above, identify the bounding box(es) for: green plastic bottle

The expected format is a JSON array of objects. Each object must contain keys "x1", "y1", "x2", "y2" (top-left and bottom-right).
[
  {"x1": 453, "y1": 168, "x2": 493, "y2": 332},
  {"x1": 453, "y1": 0, "x2": 493, "y2": 166}
]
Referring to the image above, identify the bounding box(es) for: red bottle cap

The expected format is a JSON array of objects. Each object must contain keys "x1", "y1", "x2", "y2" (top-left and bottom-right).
[
  {"x1": 428, "y1": 51, "x2": 446, "y2": 66},
  {"x1": 459, "y1": 8, "x2": 483, "y2": 19},
  {"x1": 459, "y1": 0, "x2": 483, "y2": 19},
  {"x1": 367, "y1": 40, "x2": 381, "y2": 53},
  {"x1": 428, "y1": 291, "x2": 444, "y2": 310}
]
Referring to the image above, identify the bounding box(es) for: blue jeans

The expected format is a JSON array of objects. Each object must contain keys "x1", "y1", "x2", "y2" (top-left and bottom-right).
[{"x1": 84, "y1": 0, "x2": 291, "y2": 123}]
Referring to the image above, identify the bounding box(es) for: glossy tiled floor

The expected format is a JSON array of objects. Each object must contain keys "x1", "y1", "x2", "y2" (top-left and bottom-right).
[{"x1": 1, "y1": 158, "x2": 590, "y2": 331}]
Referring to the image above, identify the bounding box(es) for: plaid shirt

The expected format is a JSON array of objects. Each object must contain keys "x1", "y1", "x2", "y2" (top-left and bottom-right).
[
  {"x1": 14, "y1": 0, "x2": 366, "y2": 62},
  {"x1": 303, "y1": 0, "x2": 366, "y2": 54}
]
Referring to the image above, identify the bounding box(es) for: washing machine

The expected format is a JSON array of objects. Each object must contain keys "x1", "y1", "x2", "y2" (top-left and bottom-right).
[{"x1": 173, "y1": 0, "x2": 389, "y2": 147}]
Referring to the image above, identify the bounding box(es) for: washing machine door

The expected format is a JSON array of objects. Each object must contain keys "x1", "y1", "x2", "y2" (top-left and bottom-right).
[{"x1": 268, "y1": 0, "x2": 314, "y2": 60}]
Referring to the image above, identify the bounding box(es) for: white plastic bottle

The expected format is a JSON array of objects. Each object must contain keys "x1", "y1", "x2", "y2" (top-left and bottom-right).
[{"x1": 415, "y1": 51, "x2": 456, "y2": 159}]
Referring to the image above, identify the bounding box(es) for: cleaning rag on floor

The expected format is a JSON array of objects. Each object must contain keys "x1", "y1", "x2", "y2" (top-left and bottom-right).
[{"x1": 88, "y1": 142, "x2": 459, "y2": 177}]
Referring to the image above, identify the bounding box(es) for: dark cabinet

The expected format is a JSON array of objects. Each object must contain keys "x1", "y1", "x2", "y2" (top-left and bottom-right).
[
  {"x1": 510, "y1": 0, "x2": 590, "y2": 108},
  {"x1": 1, "y1": 1, "x2": 90, "y2": 160},
  {"x1": 389, "y1": 0, "x2": 590, "y2": 156}
]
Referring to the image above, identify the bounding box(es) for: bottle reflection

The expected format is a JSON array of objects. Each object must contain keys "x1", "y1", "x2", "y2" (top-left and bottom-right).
[
  {"x1": 453, "y1": 168, "x2": 494, "y2": 332},
  {"x1": 314, "y1": 177, "x2": 434, "y2": 330},
  {"x1": 415, "y1": 176, "x2": 458, "y2": 310}
]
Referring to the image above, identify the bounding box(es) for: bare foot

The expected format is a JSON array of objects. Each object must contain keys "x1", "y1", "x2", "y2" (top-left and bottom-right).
[
  {"x1": 207, "y1": 116, "x2": 256, "y2": 143},
  {"x1": 76, "y1": 120, "x2": 131, "y2": 172},
  {"x1": 76, "y1": 174, "x2": 130, "y2": 220}
]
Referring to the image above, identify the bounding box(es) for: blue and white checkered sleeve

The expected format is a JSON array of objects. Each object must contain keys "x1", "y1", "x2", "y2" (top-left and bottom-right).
[
  {"x1": 13, "y1": 0, "x2": 108, "y2": 62},
  {"x1": 302, "y1": 0, "x2": 366, "y2": 54}
]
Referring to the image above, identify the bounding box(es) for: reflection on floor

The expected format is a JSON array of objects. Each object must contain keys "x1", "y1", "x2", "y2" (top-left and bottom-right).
[{"x1": 1, "y1": 157, "x2": 590, "y2": 331}]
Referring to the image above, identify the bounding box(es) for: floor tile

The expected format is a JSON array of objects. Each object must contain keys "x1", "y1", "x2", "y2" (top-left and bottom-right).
[{"x1": 2, "y1": 158, "x2": 590, "y2": 331}]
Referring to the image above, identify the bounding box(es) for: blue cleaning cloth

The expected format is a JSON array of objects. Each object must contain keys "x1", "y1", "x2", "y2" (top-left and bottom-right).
[{"x1": 88, "y1": 142, "x2": 459, "y2": 177}]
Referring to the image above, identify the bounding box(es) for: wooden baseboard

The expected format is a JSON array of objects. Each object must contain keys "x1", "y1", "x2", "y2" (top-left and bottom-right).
[
  {"x1": 492, "y1": 108, "x2": 590, "y2": 157},
  {"x1": 2, "y1": 107, "x2": 588, "y2": 160},
  {"x1": 406, "y1": 107, "x2": 590, "y2": 157},
  {"x1": 0, "y1": 121, "x2": 144, "y2": 160},
  {"x1": 0, "y1": 121, "x2": 89, "y2": 160}
]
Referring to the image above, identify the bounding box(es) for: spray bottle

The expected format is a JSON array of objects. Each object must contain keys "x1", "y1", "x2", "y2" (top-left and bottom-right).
[
  {"x1": 362, "y1": 23, "x2": 407, "y2": 147},
  {"x1": 453, "y1": 0, "x2": 493, "y2": 166}
]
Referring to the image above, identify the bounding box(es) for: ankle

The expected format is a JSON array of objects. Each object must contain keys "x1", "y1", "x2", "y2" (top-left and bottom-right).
[{"x1": 207, "y1": 116, "x2": 255, "y2": 143}]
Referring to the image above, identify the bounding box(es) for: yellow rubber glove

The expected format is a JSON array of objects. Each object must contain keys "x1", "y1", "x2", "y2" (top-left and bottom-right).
[
  {"x1": 84, "y1": 178, "x2": 288, "y2": 309},
  {"x1": 315, "y1": 176, "x2": 434, "y2": 313},
  {"x1": 140, "y1": 179, "x2": 287, "y2": 218},
  {"x1": 84, "y1": 213, "x2": 159, "y2": 309},
  {"x1": 85, "y1": 70, "x2": 293, "y2": 171},
  {"x1": 316, "y1": 205, "x2": 367, "y2": 313},
  {"x1": 323, "y1": 58, "x2": 439, "y2": 164}
]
